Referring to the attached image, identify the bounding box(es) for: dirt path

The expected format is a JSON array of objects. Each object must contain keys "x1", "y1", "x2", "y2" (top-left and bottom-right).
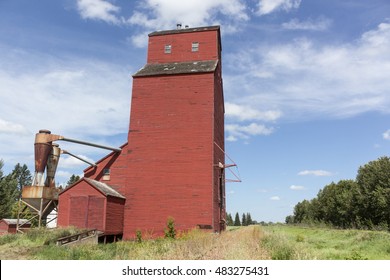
[{"x1": 164, "y1": 226, "x2": 271, "y2": 260}]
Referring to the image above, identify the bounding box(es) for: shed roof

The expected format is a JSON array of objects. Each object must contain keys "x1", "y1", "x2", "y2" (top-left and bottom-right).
[
  {"x1": 84, "y1": 178, "x2": 126, "y2": 199},
  {"x1": 60, "y1": 178, "x2": 126, "y2": 199},
  {"x1": 1, "y1": 219, "x2": 31, "y2": 225},
  {"x1": 133, "y1": 60, "x2": 218, "y2": 77}
]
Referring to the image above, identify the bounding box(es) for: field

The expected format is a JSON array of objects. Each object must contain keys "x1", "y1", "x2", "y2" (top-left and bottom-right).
[{"x1": 1, "y1": 225, "x2": 390, "y2": 260}]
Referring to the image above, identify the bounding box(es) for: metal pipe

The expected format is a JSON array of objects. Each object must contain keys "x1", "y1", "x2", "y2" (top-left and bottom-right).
[
  {"x1": 59, "y1": 137, "x2": 121, "y2": 152},
  {"x1": 61, "y1": 150, "x2": 97, "y2": 167}
]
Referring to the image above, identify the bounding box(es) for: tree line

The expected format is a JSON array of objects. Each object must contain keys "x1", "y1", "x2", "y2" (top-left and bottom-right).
[
  {"x1": 0, "y1": 160, "x2": 32, "y2": 219},
  {"x1": 286, "y1": 156, "x2": 390, "y2": 230},
  {"x1": 0, "y1": 159, "x2": 81, "y2": 220},
  {"x1": 226, "y1": 212, "x2": 256, "y2": 226}
]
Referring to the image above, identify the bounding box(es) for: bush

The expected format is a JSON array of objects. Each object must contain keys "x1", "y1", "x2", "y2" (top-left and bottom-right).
[
  {"x1": 164, "y1": 217, "x2": 176, "y2": 239},
  {"x1": 136, "y1": 230, "x2": 142, "y2": 243}
]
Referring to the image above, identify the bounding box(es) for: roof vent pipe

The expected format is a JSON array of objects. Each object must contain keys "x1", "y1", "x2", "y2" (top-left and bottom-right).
[{"x1": 177, "y1": 23, "x2": 182, "y2": 29}]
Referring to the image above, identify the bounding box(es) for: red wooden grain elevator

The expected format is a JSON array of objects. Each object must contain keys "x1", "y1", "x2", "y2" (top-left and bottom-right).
[{"x1": 58, "y1": 25, "x2": 225, "y2": 239}]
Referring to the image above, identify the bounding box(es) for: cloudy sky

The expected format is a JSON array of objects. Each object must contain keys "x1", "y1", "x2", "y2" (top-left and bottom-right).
[{"x1": 1, "y1": 0, "x2": 390, "y2": 222}]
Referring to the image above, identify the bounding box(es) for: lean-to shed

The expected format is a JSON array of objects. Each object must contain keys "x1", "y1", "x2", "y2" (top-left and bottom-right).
[
  {"x1": 58, "y1": 178, "x2": 125, "y2": 237},
  {"x1": 0, "y1": 219, "x2": 31, "y2": 235}
]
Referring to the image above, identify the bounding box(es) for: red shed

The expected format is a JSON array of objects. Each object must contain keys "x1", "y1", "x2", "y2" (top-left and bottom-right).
[
  {"x1": 0, "y1": 219, "x2": 31, "y2": 235},
  {"x1": 58, "y1": 178, "x2": 125, "y2": 239}
]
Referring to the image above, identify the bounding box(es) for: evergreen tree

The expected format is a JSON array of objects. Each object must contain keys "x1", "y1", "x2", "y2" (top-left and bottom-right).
[
  {"x1": 226, "y1": 213, "x2": 234, "y2": 226},
  {"x1": 11, "y1": 163, "x2": 32, "y2": 193},
  {"x1": 0, "y1": 161, "x2": 19, "y2": 219},
  {"x1": 0, "y1": 159, "x2": 3, "y2": 178},
  {"x1": 246, "y1": 212, "x2": 253, "y2": 225},
  {"x1": 66, "y1": 174, "x2": 81, "y2": 187},
  {"x1": 242, "y1": 213, "x2": 247, "y2": 226},
  {"x1": 234, "y1": 212, "x2": 241, "y2": 226}
]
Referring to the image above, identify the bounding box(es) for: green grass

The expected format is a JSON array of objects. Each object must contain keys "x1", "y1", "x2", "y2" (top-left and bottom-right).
[
  {"x1": 261, "y1": 225, "x2": 390, "y2": 260},
  {"x1": 1, "y1": 225, "x2": 389, "y2": 260}
]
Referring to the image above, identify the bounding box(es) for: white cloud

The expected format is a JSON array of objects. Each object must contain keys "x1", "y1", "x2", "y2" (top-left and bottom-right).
[
  {"x1": 383, "y1": 129, "x2": 390, "y2": 140},
  {"x1": 298, "y1": 170, "x2": 333, "y2": 176},
  {"x1": 0, "y1": 47, "x2": 130, "y2": 174},
  {"x1": 0, "y1": 118, "x2": 29, "y2": 135},
  {"x1": 58, "y1": 154, "x2": 96, "y2": 169},
  {"x1": 290, "y1": 185, "x2": 305, "y2": 190},
  {"x1": 127, "y1": 0, "x2": 249, "y2": 47},
  {"x1": 270, "y1": 196, "x2": 280, "y2": 201},
  {"x1": 225, "y1": 102, "x2": 282, "y2": 122},
  {"x1": 225, "y1": 21, "x2": 390, "y2": 121},
  {"x1": 257, "y1": 0, "x2": 301, "y2": 15},
  {"x1": 226, "y1": 123, "x2": 274, "y2": 141},
  {"x1": 76, "y1": 0, "x2": 121, "y2": 24},
  {"x1": 282, "y1": 17, "x2": 332, "y2": 31}
]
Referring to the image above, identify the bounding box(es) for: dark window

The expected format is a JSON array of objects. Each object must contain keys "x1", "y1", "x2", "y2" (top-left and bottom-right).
[{"x1": 103, "y1": 168, "x2": 110, "y2": 181}]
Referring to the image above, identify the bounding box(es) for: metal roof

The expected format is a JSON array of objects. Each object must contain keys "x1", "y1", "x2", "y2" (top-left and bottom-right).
[
  {"x1": 133, "y1": 60, "x2": 218, "y2": 77},
  {"x1": 1, "y1": 219, "x2": 31, "y2": 225},
  {"x1": 149, "y1": 25, "x2": 220, "y2": 37},
  {"x1": 84, "y1": 178, "x2": 126, "y2": 199}
]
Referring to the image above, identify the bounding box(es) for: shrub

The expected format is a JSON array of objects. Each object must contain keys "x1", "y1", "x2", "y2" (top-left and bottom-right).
[
  {"x1": 164, "y1": 217, "x2": 176, "y2": 239},
  {"x1": 136, "y1": 230, "x2": 142, "y2": 243}
]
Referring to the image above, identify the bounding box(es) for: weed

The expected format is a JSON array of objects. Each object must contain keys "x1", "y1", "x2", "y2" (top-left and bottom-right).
[
  {"x1": 0, "y1": 234, "x2": 18, "y2": 245},
  {"x1": 345, "y1": 251, "x2": 368, "y2": 260},
  {"x1": 295, "y1": 234, "x2": 305, "y2": 242},
  {"x1": 261, "y1": 232, "x2": 295, "y2": 260},
  {"x1": 136, "y1": 230, "x2": 142, "y2": 243},
  {"x1": 164, "y1": 217, "x2": 176, "y2": 239}
]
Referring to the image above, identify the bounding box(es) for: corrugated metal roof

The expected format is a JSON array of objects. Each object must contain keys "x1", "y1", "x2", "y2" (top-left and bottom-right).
[
  {"x1": 133, "y1": 60, "x2": 218, "y2": 77},
  {"x1": 1, "y1": 219, "x2": 31, "y2": 225},
  {"x1": 149, "y1": 25, "x2": 220, "y2": 37},
  {"x1": 84, "y1": 178, "x2": 125, "y2": 199}
]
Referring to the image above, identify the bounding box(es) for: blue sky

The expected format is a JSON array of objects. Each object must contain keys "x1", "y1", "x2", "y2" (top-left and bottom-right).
[{"x1": 1, "y1": 0, "x2": 390, "y2": 222}]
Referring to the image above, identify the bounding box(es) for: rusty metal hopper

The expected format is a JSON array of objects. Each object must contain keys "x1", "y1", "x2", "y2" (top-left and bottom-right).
[
  {"x1": 45, "y1": 143, "x2": 61, "y2": 187},
  {"x1": 33, "y1": 130, "x2": 53, "y2": 186},
  {"x1": 21, "y1": 185, "x2": 60, "y2": 221}
]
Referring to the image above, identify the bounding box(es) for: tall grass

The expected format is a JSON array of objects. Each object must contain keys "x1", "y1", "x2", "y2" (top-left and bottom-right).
[
  {"x1": 0, "y1": 226, "x2": 269, "y2": 260},
  {"x1": 1, "y1": 225, "x2": 389, "y2": 260},
  {"x1": 261, "y1": 225, "x2": 390, "y2": 260}
]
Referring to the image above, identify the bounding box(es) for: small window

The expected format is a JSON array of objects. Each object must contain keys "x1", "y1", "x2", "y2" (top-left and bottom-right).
[
  {"x1": 192, "y1": 42, "x2": 199, "y2": 52},
  {"x1": 164, "y1": 44, "x2": 172, "y2": 54},
  {"x1": 102, "y1": 168, "x2": 110, "y2": 181}
]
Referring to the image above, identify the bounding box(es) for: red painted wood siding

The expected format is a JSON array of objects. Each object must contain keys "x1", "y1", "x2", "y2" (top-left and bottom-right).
[
  {"x1": 0, "y1": 221, "x2": 9, "y2": 234},
  {"x1": 58, "y1": 181, "x2": 104, "y2": 230},
  {"x1": 213, "y1": 63, "x2": 225, "y2": 231},
  {"x1": 58, "y1": 180, "x2": 125, "y2": 234},
  {"x1": 147, "y1": 30, "x2": 220, "y2": 64},
  {"x1": 105, "y1": 196, "x2": 125, "y2": 235},
  {"x1": 123, "y1": 72, "x2": 217, "y2": 238},
  {"x1": 84, "y1": 143, "x2": 129, "y2": 196}
]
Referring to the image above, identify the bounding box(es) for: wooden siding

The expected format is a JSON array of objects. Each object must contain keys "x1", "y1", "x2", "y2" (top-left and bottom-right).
[
  {"x1": 123, "y1": 71, "x2": 219, "y2": 239},
  {"x1": 58, "y1": 180, "x2": 125, "y2": 234},
  {"x1": 84, "y1": 143, "x2": 129, "y2": 196},
  {"x1": 147, "y1": 29, "x2": 220, "y2": 64}
]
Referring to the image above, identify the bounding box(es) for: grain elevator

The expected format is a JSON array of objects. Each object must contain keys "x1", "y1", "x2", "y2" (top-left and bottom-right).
[{"x1": 55, "y1": 25, "x2": 226, "y2": 240}]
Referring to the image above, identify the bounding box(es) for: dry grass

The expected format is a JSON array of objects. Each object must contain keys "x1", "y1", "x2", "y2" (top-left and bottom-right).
[
  {"x1": 1, "y1": 226, "x2": 270, "y2": 260},
  {"x1": 161, "y1": 226, "x2": 270, "y2": 260}
]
